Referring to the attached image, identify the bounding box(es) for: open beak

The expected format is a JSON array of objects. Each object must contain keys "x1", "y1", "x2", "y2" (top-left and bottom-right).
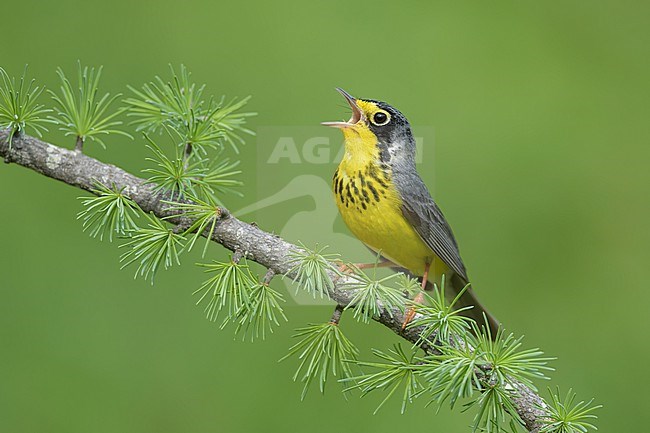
[{"x1": 321, "y1": 88, "x2": 364, "y2": 129}]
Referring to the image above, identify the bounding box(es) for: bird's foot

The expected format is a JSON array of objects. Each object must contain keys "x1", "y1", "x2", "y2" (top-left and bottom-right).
[
  {"x1": 336, "y1": 262, "x2": 374, "y2": 275},
  {"x1": 402, "y1": 261, "x2": 430, "y2": 330},
  {"x1": 336, "y1": 261, "x2": 356, "y2": 275},
  {"x1": 401, "y1": 291, "x2": 425, "y2": 330}
]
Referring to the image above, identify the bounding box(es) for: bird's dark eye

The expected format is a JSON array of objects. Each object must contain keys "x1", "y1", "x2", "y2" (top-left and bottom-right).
[{"x1": 372, "y1": 111, "x2": 390, "y2": 126}]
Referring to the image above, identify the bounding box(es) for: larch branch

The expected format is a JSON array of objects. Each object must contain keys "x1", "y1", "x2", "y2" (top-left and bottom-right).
[{"x1": 0, "y1": 130, "x2": 547, "y2": 432}]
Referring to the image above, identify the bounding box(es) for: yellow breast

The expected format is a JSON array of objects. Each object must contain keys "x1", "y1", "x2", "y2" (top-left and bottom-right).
[{"x1": 333, "y1": 160, "x2": 449, "y2": 277}]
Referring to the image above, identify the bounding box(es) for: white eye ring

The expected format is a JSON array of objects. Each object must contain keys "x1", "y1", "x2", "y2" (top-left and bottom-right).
[{"x1": 371, "y1": 111, "x2": 391, "y2": 126}]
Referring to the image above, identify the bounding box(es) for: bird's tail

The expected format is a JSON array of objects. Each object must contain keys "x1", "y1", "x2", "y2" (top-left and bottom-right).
[{"x1": 425, "y1": 273, "x2": 500, "y2": 339}]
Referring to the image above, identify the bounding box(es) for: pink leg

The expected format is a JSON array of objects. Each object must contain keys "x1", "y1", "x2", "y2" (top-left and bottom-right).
[
  {"x1": 338, "y1": 258, "x2": 396, "y2": 274},
  {"x1": 401, "y1": 261, "x2": 430, "y2": 330}
]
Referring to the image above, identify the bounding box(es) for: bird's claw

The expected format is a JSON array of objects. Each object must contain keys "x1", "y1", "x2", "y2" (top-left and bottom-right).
[
  {"x1": 401, "y1": 307, "x2": 417, "y2": 330},
  {"x1": 336, "y1": 261, "x2": 356, "y2": 275},
  {"x1": 401, "y1": 291, "x2": 425, "y2": 330}
]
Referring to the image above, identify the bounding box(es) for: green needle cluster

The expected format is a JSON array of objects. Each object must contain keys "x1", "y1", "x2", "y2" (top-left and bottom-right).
[
  {"x1": 281, "y1": 322, "x2": 359, "y2": 400},
  {"x1": 343, "y1": 270, "x2": 406, "y2": 323},
  {"x1": 124, "y1": 64, "x2": 255, "y2": 156},
  {"x1": 49, "y1": 62, "x2": 131, "y2": 150},
  {"x1": 0, "y1": 66, "x2": 52, "y2": 147},
  {"x1": 195, "y1": 259, "x2": 254, "y2": 325},
  {"x1": 286, "y1": 244, "x2": 339, "y2": 299},
  {"x1": 343, "y1": 345, "x2": 422, "y2": 414},
  {"x1": 119, "y1": 213, "x2": 186, "y2": 283},
  {"x1": 143, "y1": 136, "x2": 208, "y2": 200},
  {"x1": 77, "y1": 182, "x2": 140, "y2": 241},
  {"x1": 540, "y1": 388, "x2": 602, "y2": 433},
  {"x1": 234, "y1": 281, "x2": 287, "y2": 342},
  {"x1": 164, "y1": 196, "x2": 222, "y2": 256},
  {"x1": 406, "y1": 275, "x2": 474, "y2": 344},
  {"x1": 194, "y1": 258, "x2": 287, "y2": 341}
]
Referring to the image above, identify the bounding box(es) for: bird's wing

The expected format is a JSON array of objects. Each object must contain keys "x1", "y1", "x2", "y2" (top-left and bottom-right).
[{"x1": 398, "y1": 175, "x2": 468, "y2": 282}]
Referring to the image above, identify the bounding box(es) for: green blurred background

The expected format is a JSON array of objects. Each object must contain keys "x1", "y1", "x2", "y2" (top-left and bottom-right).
[{"x1": 1, "y1": 1, "x2": 649, "y2": 431}]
